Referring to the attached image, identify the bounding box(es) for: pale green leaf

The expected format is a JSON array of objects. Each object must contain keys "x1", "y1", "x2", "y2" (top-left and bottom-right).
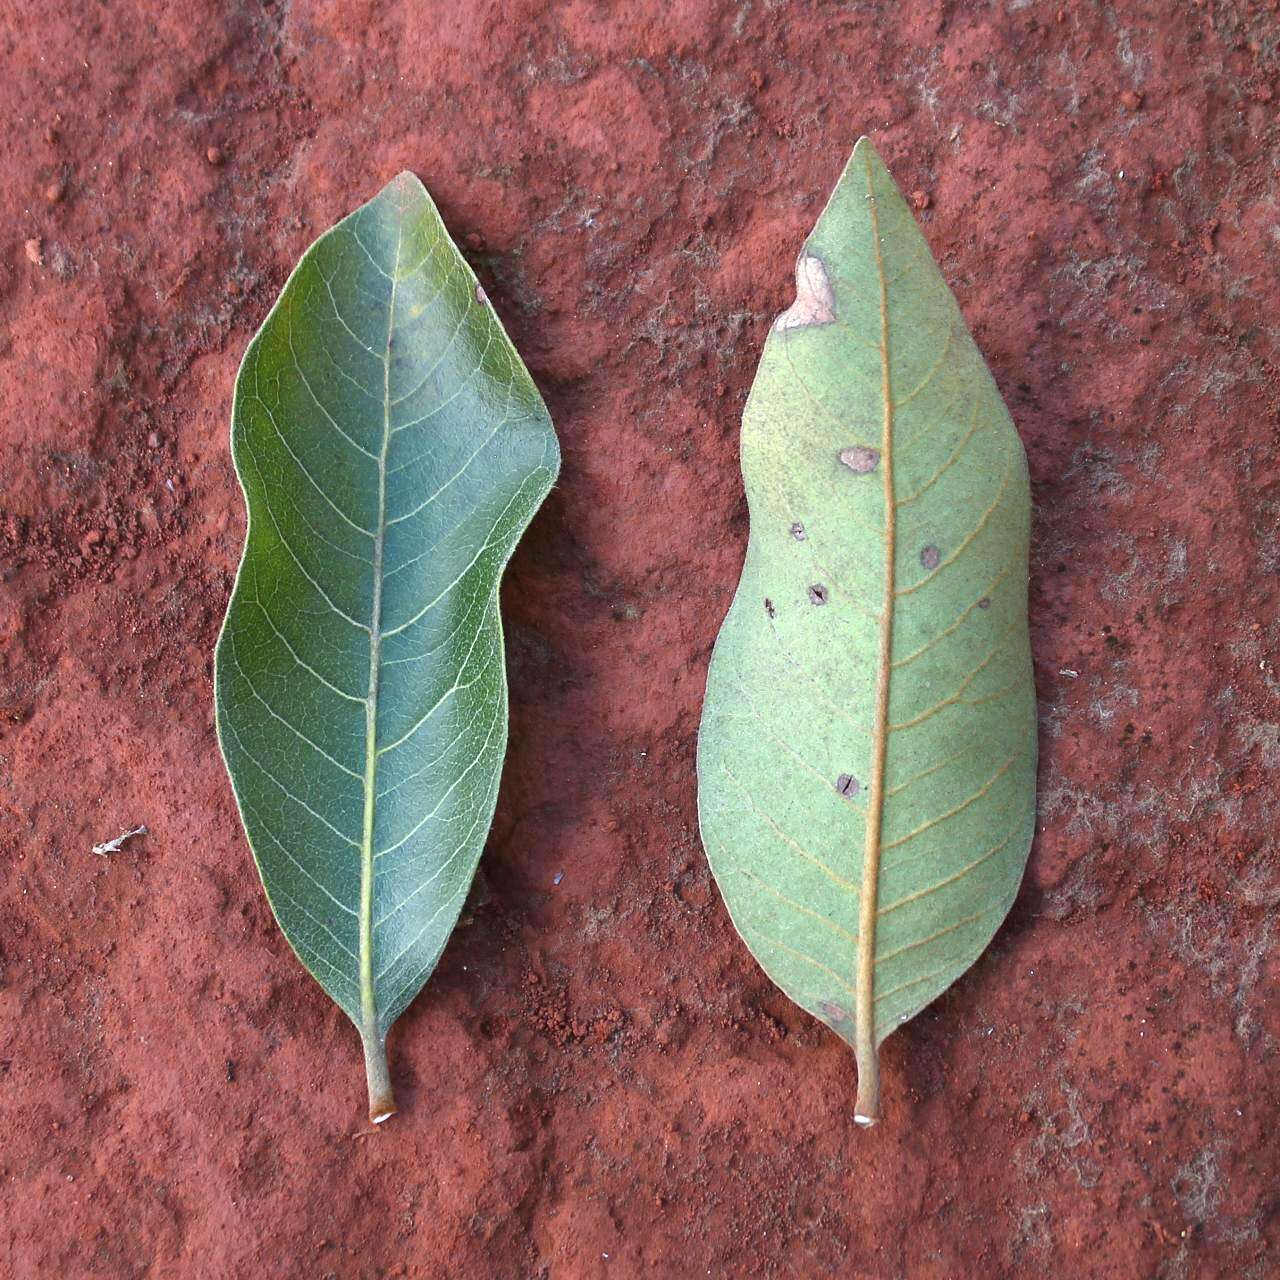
[
  {"x1": 697, "y1": 138, "x2": 1036, "y2": 1124},
  {"x1": 215, "y1": 173, "x2": 558, "y2": 1121}
]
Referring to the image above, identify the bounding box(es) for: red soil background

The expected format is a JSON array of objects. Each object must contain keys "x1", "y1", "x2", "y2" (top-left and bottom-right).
[{"x1": 1, "y1": 1, "x2": 1277, "y2": 1276}]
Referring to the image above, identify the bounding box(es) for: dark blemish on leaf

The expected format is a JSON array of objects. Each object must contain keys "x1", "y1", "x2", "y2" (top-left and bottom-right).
[
  {"x1": 790, "y1": 521, "x2": 807, "y2": 541},
  {"x1": 820, "y1": 1000, "x2": 848, "y2": 1024},
  {"x1": 920, "y1": 545, "x2": 941, "y2": 570},
  {"x1": 809, "y1": 584, "x2": 828, "y2": 606},
  {"x1": 839, "y1": 445, "x2": 880, "y2": 474},
  {"x1": 764, "y1": 598, "x2": 776, "y2": 618},
  {"x1": 774, "y1": 253, "x2": 837, "y2": 331},
  {"x1": 475, "y1": 284, "x2": 488, "y2": 305},
  {"x1": 978, "y1": 597, "x2": 991, "y2": 610},
  {"x1": 835, "y1": 773, "x2": 860, "y2": 799}
]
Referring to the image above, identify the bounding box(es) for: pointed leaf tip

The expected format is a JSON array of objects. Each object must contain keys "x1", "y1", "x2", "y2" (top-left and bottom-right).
[{"x1": 388, "y1": 168, "x2": 425, "y2": 193}]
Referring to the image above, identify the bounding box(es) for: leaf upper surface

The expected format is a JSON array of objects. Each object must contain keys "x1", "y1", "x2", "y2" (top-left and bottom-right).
[
  {"x1": 697, "y1": 138, "x2": 1036, "y2": 1122},
  {"x1": 215, "y1": 173, "x2": 558, "y2": 1115}
]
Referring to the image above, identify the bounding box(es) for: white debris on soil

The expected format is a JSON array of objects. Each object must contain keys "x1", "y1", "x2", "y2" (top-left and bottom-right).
[{"x1": 92, "y1": 824, "x2": 148, "y2": 856}]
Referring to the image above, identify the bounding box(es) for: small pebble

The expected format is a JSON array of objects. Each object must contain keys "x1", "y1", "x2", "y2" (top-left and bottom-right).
[
  {"x1": 24, "y1": 238, "x2": 43, "y2": 266},
  {"x1": 206, "y1": 145, "x2": 225, "y2": 166}
]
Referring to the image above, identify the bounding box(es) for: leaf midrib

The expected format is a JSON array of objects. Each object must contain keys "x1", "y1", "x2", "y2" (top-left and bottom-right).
[
  {"x1": 358, "y1": 202, "x2": 406, "y2": 1044},
  {"x1": 852, "y1": 143, "x2": 894, "y2": 1125}
]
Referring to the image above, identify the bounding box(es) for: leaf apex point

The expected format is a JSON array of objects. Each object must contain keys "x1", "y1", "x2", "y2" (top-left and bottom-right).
[
  {"x1": 383, "y1": 169, "x2": 428, "y2": 202},
  {"x1": 856, "y1": 135, "x2": 889, "y2": 165}
]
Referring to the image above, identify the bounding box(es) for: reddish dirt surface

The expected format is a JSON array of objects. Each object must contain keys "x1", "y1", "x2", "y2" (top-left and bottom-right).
[{"x1": 1, "y1": 1, "x2": 1277, "y2": 1276}]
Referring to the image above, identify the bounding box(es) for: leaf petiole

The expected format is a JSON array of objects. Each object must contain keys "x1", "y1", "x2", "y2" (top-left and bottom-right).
[{"x1": 362, "y1": 1028, "x2": 396, "y2": 1124}]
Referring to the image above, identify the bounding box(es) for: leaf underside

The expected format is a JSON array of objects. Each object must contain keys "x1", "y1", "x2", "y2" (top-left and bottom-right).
[
  {"x1": 215, "y1": 172, "x2": 558, "y2": 1118},
  {"x1": 696, "y1": 138, "x2": 1036, "y2": 1123}
]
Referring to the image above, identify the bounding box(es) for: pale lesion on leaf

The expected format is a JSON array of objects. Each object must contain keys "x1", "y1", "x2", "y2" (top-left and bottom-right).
[{"x1": 773, "y1": 253, "x2": 838, "y2": 330}]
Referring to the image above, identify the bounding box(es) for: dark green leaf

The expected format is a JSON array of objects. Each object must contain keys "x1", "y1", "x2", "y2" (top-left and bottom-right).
[{"x1": 215, "y1": 173, "x2": 558, "y2": 1121}]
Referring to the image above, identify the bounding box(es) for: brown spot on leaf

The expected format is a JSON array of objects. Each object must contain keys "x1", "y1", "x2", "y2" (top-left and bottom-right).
[
  {"x1": 764, "y1": 598, "x2": 776, "y2": 618},
  {"x1": 820, "y1": 1000, "x2": 848, "y2": 1024},
  {"x1": 790, "y1": 521, "x2": 807, "y2": 541},
  {"x1": 835, "y1": 773, "x2": 860, "y2": 799},
  {"x1": 773, "y1": 253, "x2": 836, "y2": 331},
  {"x1": 808, "y1": 584, "x2": 828, "y2": 606},
  {"x1": 977, "y1": 596, "x2": 991, "y2": 610},
  {"x1": 839, "y1": 445, "x2": 879, "y2": 474},
  {"x1": 920, "y1": 545, "x2": 941, "y2": 570}
]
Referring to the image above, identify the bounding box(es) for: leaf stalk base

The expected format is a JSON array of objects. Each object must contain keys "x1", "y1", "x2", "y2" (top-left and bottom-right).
[{"x1": 363, "y1": 1031, "x2": 397, "y2": 1125}]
